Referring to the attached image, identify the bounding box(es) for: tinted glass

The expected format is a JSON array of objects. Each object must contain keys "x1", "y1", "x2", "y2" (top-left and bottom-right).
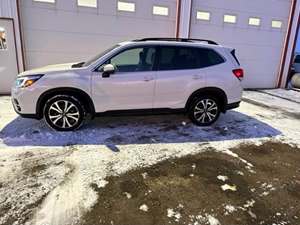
[
  {"x1": 108, "y1": 47, "x2": 156, "y2": 73},
  {"x1": 158, "y1": 46, "x2": 225, "y2": 70},
  {"x1": 295, "y1": 55, "x2": 300, "y2": 63},
  {"x1": 199, "y1": 48, "x2": 225, "y2": 67}
]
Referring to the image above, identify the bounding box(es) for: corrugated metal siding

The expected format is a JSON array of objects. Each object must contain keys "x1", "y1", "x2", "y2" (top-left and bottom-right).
[
  {"x1": 20, "y1": 0, "x2": 177, "y2": 69},
  {"x1": 0, "y1": 0, "x2": 17, "y2": 18},
  {"x1": 189, "y1": 0, "x2": 292, "y2": 88}
]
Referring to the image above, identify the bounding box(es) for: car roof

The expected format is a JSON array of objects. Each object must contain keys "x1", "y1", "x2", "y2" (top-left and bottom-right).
[{"x1": 118, "y1": 40, "x2": 225, "y2": 50}]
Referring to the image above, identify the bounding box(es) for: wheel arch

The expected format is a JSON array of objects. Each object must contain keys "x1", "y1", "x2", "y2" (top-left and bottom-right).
[
  {"x1": 185, "y1": 87, "x2": 228, "y2": 112},
  {"x1": 36, "y1": 87, "x2": 95, "y2": 119}
]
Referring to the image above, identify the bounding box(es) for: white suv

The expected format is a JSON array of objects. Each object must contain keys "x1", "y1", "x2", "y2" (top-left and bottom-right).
[{"x1": 11, "y1": 38, "x2": 243, "y2": 131}]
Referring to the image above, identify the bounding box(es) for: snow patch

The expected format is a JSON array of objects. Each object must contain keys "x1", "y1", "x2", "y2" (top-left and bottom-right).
[
  {"x1": 95, "y1": 179, "x2": 109, "y2": 188},
  {"x1": 224, "y1": 204, "x2": 237, "y2": 215},
  {"x1": 124, "y1": 192, "x2": 132, "y2": 199},
  {"x1": 217, "y1": 175, "x2": 228, "y2": 182},
  {"x1": 167, "y1": 208, "x2": 182, "y2": 222},
  {"x1": 139, "y1": 204, "x2": 149, "y2": 212},
  {"x1": 207, "y1": 215, "x2": 221, "y2": 225},
  {"x1": 221, "y1": 184, "x2": 237, "y2": 192}
]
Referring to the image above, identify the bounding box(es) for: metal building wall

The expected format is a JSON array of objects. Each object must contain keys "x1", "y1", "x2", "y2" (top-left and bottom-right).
[
  {"x1": 189, "y1": 0, "x2": 292, "y2": 88},
  {"x1": 0, "y1": 0, "x2": 24, "y2": 71},
  {"x1": 20, "y1": 0, "x2": 177, "y2": 69}
]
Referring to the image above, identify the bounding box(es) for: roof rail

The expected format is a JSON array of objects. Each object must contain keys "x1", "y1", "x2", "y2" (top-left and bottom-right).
[{"x1": 134, "y1": 37, "x2": 218, "y2": 45}]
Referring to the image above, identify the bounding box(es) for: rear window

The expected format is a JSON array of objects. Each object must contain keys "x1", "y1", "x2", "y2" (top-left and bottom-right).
[{"x1": 158, "y1": 46, "x2": 225, "y2": 71}]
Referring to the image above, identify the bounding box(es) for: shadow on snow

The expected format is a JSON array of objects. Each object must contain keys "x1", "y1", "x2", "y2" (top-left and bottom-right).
[{"x1": 0, "y1": 110, "x2": 281, "y2": 150}]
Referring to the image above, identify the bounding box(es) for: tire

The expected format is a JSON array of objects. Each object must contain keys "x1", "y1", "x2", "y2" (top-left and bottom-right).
[
  {"x1": 291, "y1": 73, "x2": 300, "y2": 88},
  {"x1": 43, "y1": 95, "x2": 85, "y2": 131},
  {"x1": 188, "y1": 96, "x2": 221, "y2": 126}
]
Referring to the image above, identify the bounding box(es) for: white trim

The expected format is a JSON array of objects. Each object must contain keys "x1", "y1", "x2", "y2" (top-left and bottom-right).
[
  {"x1": 196, "y1": 11, "x2": 210, "y2": 21},
  {"x1": 177, "y1": 0, "x2": 192, "y2": 38},
  {"x1": 153, "y1": 5, "x2": 169, "y2": 16}
]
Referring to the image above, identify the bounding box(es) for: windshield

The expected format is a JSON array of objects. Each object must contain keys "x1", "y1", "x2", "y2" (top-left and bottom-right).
[{"x1": 82, "y1": 44, "x2": 120, "y2": 67}]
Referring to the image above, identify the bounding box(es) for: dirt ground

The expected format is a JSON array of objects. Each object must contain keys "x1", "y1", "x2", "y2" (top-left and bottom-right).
[
  {"x1": 0, "y1": 90, "x2": 300, "y2": 225},
  {"x1": 81, "y1": 142, "x2": 300, "y2": 225}
]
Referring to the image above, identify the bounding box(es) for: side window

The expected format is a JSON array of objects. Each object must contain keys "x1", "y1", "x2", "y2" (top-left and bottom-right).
[
  {"x1": 159, "y1": 46, "x2": 200, "y2": 70},
  {"x1": 197, "y1": 48, "x2": 225, "y2": 68},
  {"x1": 108, "y1": 47, "x2": 156, "y2": 73},
  {"x1": 177, "y1": 47, "x2": 200, "y2": 69},
  {"x1": 158, "y1": 47, "x2": 177, "y2": 70},
  {"x1": 158, "y1": 46, "x2": 224, "y2": 71},
  {"x1": 0, "y1": 27, "x2": 7, "y2": 50}
]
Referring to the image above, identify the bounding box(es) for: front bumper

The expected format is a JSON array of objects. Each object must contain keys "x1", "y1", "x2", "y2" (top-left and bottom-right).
[{"x1": 11, "y1": 86, "x2": 41, "y2": 119}]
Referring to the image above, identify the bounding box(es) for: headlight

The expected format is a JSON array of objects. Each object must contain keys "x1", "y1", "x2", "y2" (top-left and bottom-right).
[{"x1": 15, "y1": 74, "x2": 44, "y2": 88}]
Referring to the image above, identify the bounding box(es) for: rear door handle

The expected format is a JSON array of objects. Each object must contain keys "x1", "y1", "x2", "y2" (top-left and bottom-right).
[
  {"x1": 143, "y1": 77, "x2": 154, "y2": 82},
  {"x1": 193, "y1": 75, "x2": 202, "y2": 80}
]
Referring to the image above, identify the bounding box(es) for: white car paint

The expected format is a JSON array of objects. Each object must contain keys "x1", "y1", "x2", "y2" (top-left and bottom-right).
[{"x1": 11, "y1": 40, "x2": 243, "y2": 129}]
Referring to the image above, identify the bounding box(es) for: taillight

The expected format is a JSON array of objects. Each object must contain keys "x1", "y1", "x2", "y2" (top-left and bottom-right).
[{"x1": 233, "y1": 69, "x2": 244, "y2": 80}]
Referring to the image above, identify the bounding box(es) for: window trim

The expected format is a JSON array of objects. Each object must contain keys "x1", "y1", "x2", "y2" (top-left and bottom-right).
[
  {"x1": 223, "y1": 14, "x2": 237, "y2": 24},
  {"x1": 117, "y1": 1, "x2": 136, "y2": 13},
  {"x1": 95, "y1": 45, "x2": 159, "y2": 74},
  {"x1": 152, "y1": 5, "x2": 169, "y2": 16},
  {"x1": 196, "y1": 10, "x2": 211, "y2": 21},
  {"x1": 77, "y1": 0, "x2": 98, "y2": 8},
  {"x1": 33, "y1": 0, "x2": 55, "y2": 4},
  {"x1": 271, "y1": 19, "x2": 283, "y2": 29},
  {"x1": 248, "y1": 17, "x2": 261, "y2": 26}
]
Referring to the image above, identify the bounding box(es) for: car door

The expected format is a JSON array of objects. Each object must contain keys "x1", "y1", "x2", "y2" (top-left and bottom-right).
[
  {"x1": 92, "y1": 46, "x2": 157, "y2": 112},
  {"x1": 153, "y1": 46, "x2": 207, "y2": 109}
]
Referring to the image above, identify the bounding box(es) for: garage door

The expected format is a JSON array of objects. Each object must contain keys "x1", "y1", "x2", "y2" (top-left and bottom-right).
[
  {"x1": 0, "y1": 19, "x2": 18, "y2": 94},
  {"x1": 20, "y1": 0, "x2": 177, "y2": 69},
  {"x1": 190, "y1": 0, "x2": 291, "y2": 88}
]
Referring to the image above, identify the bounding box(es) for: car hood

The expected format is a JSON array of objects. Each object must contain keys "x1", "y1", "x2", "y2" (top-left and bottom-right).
[{"x1": 18, "y1": 62, "x2": 79, "y2": 77}]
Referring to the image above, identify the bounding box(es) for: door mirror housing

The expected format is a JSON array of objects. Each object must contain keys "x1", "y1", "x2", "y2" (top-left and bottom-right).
[{"x1": 102, "y1": 64, "x2": 115, "y2": 78}]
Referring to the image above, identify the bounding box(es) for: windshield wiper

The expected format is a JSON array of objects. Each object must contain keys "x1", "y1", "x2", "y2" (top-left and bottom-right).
[{"x1": 71, "y1": 62, "x2": 85, "y2": 68}]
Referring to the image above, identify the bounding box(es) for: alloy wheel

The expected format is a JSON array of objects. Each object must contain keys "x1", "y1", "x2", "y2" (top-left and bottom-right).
[
  {"x1": 48, "y1": 100, "x2": 80, "y2": 129},
  {"x1": 193, "y1": 99, "x2": 218, "y2": 124}
]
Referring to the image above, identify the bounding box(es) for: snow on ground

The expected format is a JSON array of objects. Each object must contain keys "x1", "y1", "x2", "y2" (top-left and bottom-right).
[
  {"x1": 243, "y1": 90, "x2": 300, "y2": 115},
  {"x1": 0, "y1": 89, "x2": 300, "y2": 225},
  {"x1": 261, "y1": 89, "x2": 300, "y2": 104}
]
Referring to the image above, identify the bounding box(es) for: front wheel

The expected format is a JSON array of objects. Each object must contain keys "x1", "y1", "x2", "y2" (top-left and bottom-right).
[
  {"x1": 44, "y1": 95, "x2": 85, "y2": 131},
  {"x1": 188, "y1": 96, "x2": 221, "y2": 126}
]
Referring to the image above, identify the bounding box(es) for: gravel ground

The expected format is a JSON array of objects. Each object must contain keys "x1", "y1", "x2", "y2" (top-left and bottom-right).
[{"x1": 0, "y1": 89, "x2": 299, "y2": 225}]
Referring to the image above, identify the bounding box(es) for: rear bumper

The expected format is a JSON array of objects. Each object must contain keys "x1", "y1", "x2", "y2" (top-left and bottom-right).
[{"x1": 226, "y1": 101, "x2": 240, "y2": 110}]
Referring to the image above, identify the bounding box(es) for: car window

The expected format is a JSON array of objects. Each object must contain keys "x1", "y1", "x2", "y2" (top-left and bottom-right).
[
  {"x1": 83, "y1": 45, "x2": 120, "y2": 67},
  {"x1": 158, "y1": 46, "x2": 225, "y2": 71},
  {"x1": 198, "y1": 48, "x2": 225, "y2": 67},
  {"x1": 107, "y1": 47, "x2": 156, "y2": 73},
  {"x1": 295, "y1": 55, "x2": 300, "y2": 64}
]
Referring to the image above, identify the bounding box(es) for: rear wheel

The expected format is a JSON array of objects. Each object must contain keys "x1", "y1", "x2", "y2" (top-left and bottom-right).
[
  {"x1": 44, "y1": 95, "x2": 85, "y2": 131},
  {"x1": 188, "y1": 96, "x2": 221, "y2": 126}
]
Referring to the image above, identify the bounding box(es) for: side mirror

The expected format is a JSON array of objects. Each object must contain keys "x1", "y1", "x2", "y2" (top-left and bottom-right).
[{"x1": 102, "y1": 64, "x2": 115, "y2": 78}]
